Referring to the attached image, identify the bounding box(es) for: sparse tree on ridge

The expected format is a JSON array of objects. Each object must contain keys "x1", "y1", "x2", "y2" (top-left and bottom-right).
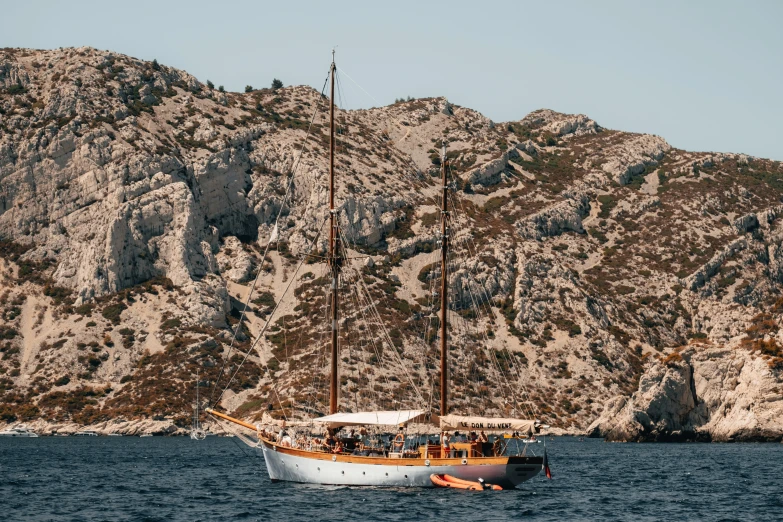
[
  {"x1": 245, "y1": 85, "x2": 253, "y2": 93},
  {"x1": 206, "y1": 80, "x2": 214, "y2": 89},
  {"x1": 272, "y1": 78, "x2": 283, "y2": 90}
]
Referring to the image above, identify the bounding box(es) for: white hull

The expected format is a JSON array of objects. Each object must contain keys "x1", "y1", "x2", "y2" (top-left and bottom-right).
[
  {"x1": 0, "y1": 426, "x2": 39, "y2": 437},
  {"x1": 258, "y1": 443, "x2": 542, "y2": 488}
]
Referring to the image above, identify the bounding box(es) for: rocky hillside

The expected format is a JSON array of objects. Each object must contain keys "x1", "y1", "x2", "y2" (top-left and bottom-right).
[{"x1": 1, "y1": 47, "x2": 782, "y2": 439}]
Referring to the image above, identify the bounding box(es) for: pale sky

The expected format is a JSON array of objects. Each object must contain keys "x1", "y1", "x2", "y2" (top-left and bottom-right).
[{"x1": 4, "y1": 0, "x2": 782, "y2": 160}]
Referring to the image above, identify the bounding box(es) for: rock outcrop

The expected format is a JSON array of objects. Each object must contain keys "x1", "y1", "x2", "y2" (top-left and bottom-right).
[
  {"x1": 601, "y1": 134, "x2": 671, "y2": 185},
  {"x1": 587, "y1": 347, "x2": 783, "y2": 442},
  {"x1": 1, "y1": 47, "x2": 783, "y2": 438}
]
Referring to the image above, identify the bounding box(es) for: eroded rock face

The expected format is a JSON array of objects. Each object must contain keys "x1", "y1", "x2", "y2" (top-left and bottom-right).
[
  {"x1": 602, "y1": 134, "x2": 671, "y2": 185},
  {"x1": 587, "y1": 347, "x2": 783, "y2": 442},
  {"x1": 516, "y1": 193, "x2": 590, "y2": 240},
  {"x1": 2, "y1": 47, "x2": 783, "y2": 436},
  {"x1": 522, "y1": 109, "x2": 601, "y2": 137}
]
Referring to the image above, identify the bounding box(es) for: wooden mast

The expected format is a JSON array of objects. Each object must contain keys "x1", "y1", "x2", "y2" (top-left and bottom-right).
[
  {"x1": 439, "y1": 144, "x2": 449, "y2": 417},
  {"x1": 328, "y1": 51, "x2": 340, "y2": 414}
]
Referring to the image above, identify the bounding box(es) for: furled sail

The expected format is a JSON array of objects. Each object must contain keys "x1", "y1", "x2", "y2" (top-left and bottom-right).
[
  {"x1": 314, "y1": 410, "x2": 426, "y2": 428},
  {"x1": 439, "y1": 415, "x2": 538, "y2": 435}
]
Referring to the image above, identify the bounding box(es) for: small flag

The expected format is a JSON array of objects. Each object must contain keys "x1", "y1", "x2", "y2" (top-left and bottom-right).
[{"x1": 543, "y1": 446, "x2": 552, "y2": 479}]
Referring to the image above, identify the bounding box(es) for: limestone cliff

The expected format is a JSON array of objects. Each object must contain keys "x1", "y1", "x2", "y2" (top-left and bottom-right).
[
  {"x1": 1, "y1": 47, "x2": 782, "y2": 438},
  {"x1": 587, "y1": 344, "x2": 783, "y2": 442}
]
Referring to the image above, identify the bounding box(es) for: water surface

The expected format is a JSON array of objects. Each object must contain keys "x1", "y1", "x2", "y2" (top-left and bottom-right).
[{"x1": 1, "y1": 436, "x2": 781, "y2": 521}]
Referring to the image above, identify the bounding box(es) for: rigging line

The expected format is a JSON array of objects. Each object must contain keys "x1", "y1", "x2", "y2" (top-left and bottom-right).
[
  {"x1": 339, "y1": 238, "x2": 406, "y2": 409},
  {"x1": 340, "y1": 266, "x2": 373, "y2": 411},
  {"x1": 338, "y1": 224, "x2": 427, "y2": 408},
  {"x1": 352, "y1": 272, "x2": 427, "y2": 408},
  {"x1": 214, "y1": 215, "x2": 330, "y2": 407},
  {"x1": 208, "y1": 68, "x2": 332, "y2": 407},
  {"x1": 451, "y1": 243, "x2": 519, "y2": 415},
  {"x1": 305, "y1": 260, "x2": 333, "y2": 416},
  {"x1": 436, "y1": 162, "x2": 524, "y2": 417},
  {"x1": 266, "y1": 364, "x2": 290, "y2": 422},
  {"x1": 344, "y1": 263, "x2": 417, "y2": 409},
  {"x1": 343, "y1": 265, "x2": 396, "y2": 408},
  {"x1": 335, "y1": 64, "x2": 436, "y2": 168},
  {"x1": 447, "y1": 179, "x2": 538, "y2": 420},
  {"x1": 335, "y1": 66, "x2": 383, "y2": 107},
  {"x1": 447, "y1": 203, "x2": 528, "y2": 417},
  {"x1": 328, "y1": 100, "x2": 429, "y2": 409}
]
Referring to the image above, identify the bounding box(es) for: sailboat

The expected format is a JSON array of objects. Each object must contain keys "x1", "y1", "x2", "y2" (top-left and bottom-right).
[
  {"x1": 190, "y1": 370, "x2": 206, "y2": 440},
  {"x1": 206, "y1": 52, "x2": 546, "y2": 488}
]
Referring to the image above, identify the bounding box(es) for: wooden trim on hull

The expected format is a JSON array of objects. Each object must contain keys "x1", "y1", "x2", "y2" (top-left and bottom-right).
[
  {"x1": 260, "y1": 438, "x2": 543, "y2": 468},
  {"x1": 259, "y1": 442, "x2": 543, "y2": 488}
]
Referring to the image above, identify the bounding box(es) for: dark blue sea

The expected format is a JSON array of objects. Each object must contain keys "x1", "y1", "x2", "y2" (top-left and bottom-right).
[{"x1": 1, "y1": 436, "x2": 781, "y2": 521}]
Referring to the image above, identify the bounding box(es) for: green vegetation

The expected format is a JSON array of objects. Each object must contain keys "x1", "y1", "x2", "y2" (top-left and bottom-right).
[
  {"x1": 597, "y1": 195, "x2": 616, "y2": 219},
  {"x1": 101, "y1": 303, "x2": 127, "y2": 324}
]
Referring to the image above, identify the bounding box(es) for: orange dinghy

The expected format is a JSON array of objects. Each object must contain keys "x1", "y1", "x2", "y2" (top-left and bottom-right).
[{"x1": 430, "y1": 474, "x2": 503, "y2": 491}]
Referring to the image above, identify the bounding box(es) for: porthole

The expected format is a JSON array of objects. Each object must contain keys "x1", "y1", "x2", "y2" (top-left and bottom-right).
[
  {"x1": 425, "y1": 459, "x2": 430, "y2": 467},
  {"x1": 461, "y1": 458, "x2": 468, "y2": 465},
  {"x1": 332, "y1": 455, "x2": 337, "y2": 462}
]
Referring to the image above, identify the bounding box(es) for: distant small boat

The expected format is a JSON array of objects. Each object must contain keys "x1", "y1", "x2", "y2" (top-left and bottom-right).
[
  {"x1": 0, "y1": 424, "x2": 39, "y2": 437},
  {"x1": 53, "y1": 432, "x2": 70, "y2": 437},
  {"x1": 108, "y1": 433, "x2": 123, "y2": 437},
  {"x1": 74, "y1": 430, "x2": 99, "y2": 437},
  {"x1": 139, "y1": 433, "x2": 153, "y2": 437}
]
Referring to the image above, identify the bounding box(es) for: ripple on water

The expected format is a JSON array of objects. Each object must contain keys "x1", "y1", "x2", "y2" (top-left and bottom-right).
[{"x1": 2, "y1": 437, "x2": 783, "y2": 521}]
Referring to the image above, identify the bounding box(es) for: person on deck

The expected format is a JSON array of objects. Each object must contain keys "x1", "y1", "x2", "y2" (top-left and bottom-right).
[
  {"x1": 441, "y1": 431, "x2": 450, "y2": 458},
  {"x1": 449, "y1": 432, "x2": 459, "y2": 458},
  {"x1": 325, "y1": 428, "x2": 336, "y2": 450},
  {"x1": 344, "y1": 429, "x2": 358, "y2": 451},
  {"x1": 478, "y1": 430, "x2": 490, "y2": 457},
  {"x1": 392, "y1": 427, "x2": 405, "y2": 453}
]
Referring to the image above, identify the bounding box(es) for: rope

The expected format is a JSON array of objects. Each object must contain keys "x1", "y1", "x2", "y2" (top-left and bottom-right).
[
  {"x1": 208, "y1": 68, "x2": 331, "y2": 407},
  {"x1": 213, "y1": 215, "x2": 329, "y2": 407}
]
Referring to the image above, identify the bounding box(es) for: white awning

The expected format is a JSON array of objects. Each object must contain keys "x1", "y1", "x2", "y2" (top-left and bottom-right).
[
  {"x1": 439, "y1": 414, "x2": 538, "y2": 435},
  {"x1": 313, "y1": 410, "x2": 427, "y2": 428}
]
